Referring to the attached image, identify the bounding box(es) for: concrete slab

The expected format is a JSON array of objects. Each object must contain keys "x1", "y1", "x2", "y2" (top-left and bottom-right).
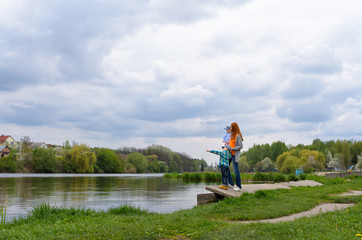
[
  {"x1": 336, "y1": 190, "x2": 362, "y2": 196},
  {"x1": 281, "y1": 180, "x2": 324, "y2": 187},
  {"x1": 239, "y1": 203, "x2": 354, "y2": 223},
  {"x1": 205, "y1": 180, "x2": 323, "y2": 198}
]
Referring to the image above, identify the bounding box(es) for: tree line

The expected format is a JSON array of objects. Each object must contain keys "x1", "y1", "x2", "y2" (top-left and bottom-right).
[
  {"x1": 239, "y1": 139, "x2": 362, "y2": 174},
  {"x1": 0, "y1": 137, "x2": 207, "y2": 173}
]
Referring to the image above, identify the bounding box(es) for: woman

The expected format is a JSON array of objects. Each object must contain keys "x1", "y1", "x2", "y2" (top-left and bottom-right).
[{"x1": 227, "y1": 122, "x2": 244, "y2": 191}]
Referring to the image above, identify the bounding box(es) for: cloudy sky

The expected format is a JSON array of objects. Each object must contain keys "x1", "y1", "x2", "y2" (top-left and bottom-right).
[{"x1": 1, "y1": 0, "x2": 362, "y2": 164}]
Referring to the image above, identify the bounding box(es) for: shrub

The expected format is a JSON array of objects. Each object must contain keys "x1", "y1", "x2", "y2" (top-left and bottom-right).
[
  {"x1": 163, "y1": 173, "x2": 172, "y2": 178},
  {"x1": 299, "y1": 173, "x2": 306, "y2": 180},
  {"x1": 287, "y1": 173, "x2": 298, "y2": 181},
  {"x1": 189, "y1": 172, "x2": 202, "y2": 180},
  {"x1": 182, "y1": 172, "x2": 190, "y2": 180},
  {"x1": 273, "y1": 173, "x2": 286, "y2": 182}
]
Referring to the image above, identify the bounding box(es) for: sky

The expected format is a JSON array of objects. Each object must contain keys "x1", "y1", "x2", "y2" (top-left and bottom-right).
[{"x1": 1, "y1": 0, "x2": 362, "y2": 164}]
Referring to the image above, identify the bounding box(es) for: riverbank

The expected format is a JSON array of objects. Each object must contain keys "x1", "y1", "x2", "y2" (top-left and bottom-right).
[{"x1": 1, "y1": 175, "x2": 361, "y2": 239}]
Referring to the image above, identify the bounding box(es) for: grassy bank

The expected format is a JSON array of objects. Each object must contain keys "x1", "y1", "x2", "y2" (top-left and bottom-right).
[{"x1": 0, "y1": 177, "x2": 361, "y2": 239}]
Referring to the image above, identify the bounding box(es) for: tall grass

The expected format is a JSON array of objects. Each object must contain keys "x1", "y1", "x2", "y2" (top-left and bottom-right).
[{"x1": 0, "y1": 205, "x2": 6, "y2": 224}]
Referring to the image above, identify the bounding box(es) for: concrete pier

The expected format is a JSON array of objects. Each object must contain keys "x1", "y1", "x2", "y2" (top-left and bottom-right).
[{"x1": 197, "y1": 180, "x2": 323, "y2": 205}]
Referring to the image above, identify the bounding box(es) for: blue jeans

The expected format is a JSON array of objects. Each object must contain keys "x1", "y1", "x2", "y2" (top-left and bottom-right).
[
  {"x1": 227, "y1": 155, "x2": 241, "y2": 188},
  {"x1": 220, "y1": 165, "x2": 229, "y2": 186}
]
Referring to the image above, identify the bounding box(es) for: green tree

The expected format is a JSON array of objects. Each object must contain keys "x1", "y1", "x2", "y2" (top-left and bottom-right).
[
  {"x1": 169, "y1": 159, "x2": 178, "y2": 173},
  {"x1": 276, "y1": 149, "x2": 325, "y2": 174},
  {"x1": 32, "y1": 148, "x2": 58, "y2": 173},
  {"x1": 311, "y1": 138, "x2": 327, "y2": 154},
  {"x1": 270, "y1": 141, "x2": 288, "y2": 161},
  {"x1": 0, "y1": 152, "x2": 17, "y2": 172},
  {"x1": 127, "y1": 152, "x2": 148, "y2": 173},
  {"x1": 174, "y1": 154, "x2": 184, "y2": 172},
  {"x1": 199, "y1": 159, "x2": 208, "y2": 172},
  {"x1": 350, "y1": 141, "x2": 362, "y2": 165},
  {"x1": 147, "y1": 154, "x2": 161, "y2": 173},
  {"x1": 239, "y1": 156, "x2": 250, "y2": 173},
  {"x1": 20, "y1": 136, "x2": 33, "y2": 171},
  {"x1": 71, "y1": 144, "x2": 97, "y2": 173},
  {"x1": 260, "y1": 157, "x2": 275, "y2": 172},
  {"x1": 356, "y1": 154, "x2": 362, "y2": 170},
  {"x1": 95, "y1": 148, "x2": 122, "y2": 173},
  {"x1": 158, "y1": 161, "x2": 168, "y2": 173}
]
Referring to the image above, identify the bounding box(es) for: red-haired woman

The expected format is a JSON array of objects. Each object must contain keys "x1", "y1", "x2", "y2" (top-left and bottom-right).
[{"x1": 228, "y1": 122, "x2": 244, "y2": 191}]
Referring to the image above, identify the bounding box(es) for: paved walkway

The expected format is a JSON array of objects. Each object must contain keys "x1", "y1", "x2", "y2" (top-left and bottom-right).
[{"x1": 238, "y1": 203, "x2": 355, "y2": 223}]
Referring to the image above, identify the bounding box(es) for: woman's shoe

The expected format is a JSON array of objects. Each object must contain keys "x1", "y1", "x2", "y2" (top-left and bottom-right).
[{"x1": 233, "y1": 186, "x2": 241, "y2": 191}]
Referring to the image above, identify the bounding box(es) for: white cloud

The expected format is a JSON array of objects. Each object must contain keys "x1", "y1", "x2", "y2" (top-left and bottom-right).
[{"x1": 1, "y1": 0, "x2": 362, "y2": 163}]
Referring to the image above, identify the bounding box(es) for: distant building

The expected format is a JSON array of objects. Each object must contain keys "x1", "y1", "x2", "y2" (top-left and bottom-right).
[
  {"x1": 0, "y1": 145, "x2": 11, "y2": 158},
  {"x1": 30, "y1": 142, "x2": 49, "y2": 149},
  {"x1": 0, "y1": 135, "x2": 17, "y2": 148}
]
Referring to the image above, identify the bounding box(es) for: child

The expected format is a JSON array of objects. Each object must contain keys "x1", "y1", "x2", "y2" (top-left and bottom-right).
[
  {"x1": 207, "y1": 145, "x2": 232, "y2": 190},
  {"x1": 222, "y1": 126, "x2": 231, "y2": 145}
]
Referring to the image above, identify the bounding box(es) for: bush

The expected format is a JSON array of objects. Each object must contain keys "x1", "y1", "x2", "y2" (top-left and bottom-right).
[
  {"x1": 182, "y1": 172, "x2": 190, "y2": 180},
  {"x1": 252, "y1": 172, "x2": 266, "y2": 181},
  {"x1": 204, "y1": 172, "x2": 221, "y2": 181},
  {"x1": 273, "y1": 173, "x2": 286, "y2": 182},
  {"x1": 299, "y1": 173, "x2": 306, "y2": 180},
  {"x1": 163, "y1": 173, "x2": 172, "y2": 178},
  {"x1": 287, "y1": 173, "x2": 298, "y2": 181},
  {"x1": 0, "y1": 153, "x2": 17, "y2": 173},
  {"x1": 189, "y1": 172, "x2": 202, "y2": 180}
]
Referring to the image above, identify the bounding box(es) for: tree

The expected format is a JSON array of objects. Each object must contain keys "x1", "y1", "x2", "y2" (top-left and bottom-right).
[
  {"x1": 147, "y1": 154, "x2": 161, "y2": 173},
  {"x1": 239, "y1": 156, "x2": 250, "y2": 173},
  {"x1": 20, "y1": 136, "x2": 33, "y2": 170},
  {"x1": 174, "y1": 154, "x2": 184, "y2": 172},
  {"x1": 280, "y1": 155, "x2": 299, "y2": 174},
  {"x1": 0, "y1": 152, "x2": 17, "y2": 172},
  {"x1": 169, "y1": 159, "x2": 178, "y2": 173},
  {"x1": 356, "y1": 154, "x2": 362, "y2": 170},
  {"x1": 199, "y1": 159, "x2": 208, "y2": 172},
  {"x1": 32, "y1": 148, "x2": 58, "y2": 173},
  {"x1": 260, "y1": 157, "x2": 275, "y2": 172},
  {"x1": 95, "y1": 148, "x2": 122, "y2": 173},
  {"x1": 127, "y1": 152, "x2": 148, "y2": 173},
  {"x1": 311, "y1": 139, "x2": 327, "y2": 154},
  {"x1": 276, "y1": 149, "x2": 325, "y2": 174},
  {"x1": 71, "y1": 144, "x2": 97, "y2": 173},
  {"x1": 270, "y1": 141, "x2": 288, "y2": 161}
]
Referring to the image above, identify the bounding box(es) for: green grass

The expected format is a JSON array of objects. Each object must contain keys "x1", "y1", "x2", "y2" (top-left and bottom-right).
[
  {"x1": 0, "y1": 205, "x2": 5, "y2": 225},
  {"x1": 0, "y1": 177, "x2": 361, "y2": 239}
]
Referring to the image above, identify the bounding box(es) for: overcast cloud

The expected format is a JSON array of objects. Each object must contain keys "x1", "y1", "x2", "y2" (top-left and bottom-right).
[{"x1": 1, "y1": 0, "x2": 362, "y2": 164}]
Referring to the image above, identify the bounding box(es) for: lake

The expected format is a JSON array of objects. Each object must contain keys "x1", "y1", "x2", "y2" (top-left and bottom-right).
[{"x1": 0, "y1": 173, "x2": 210, "y2": 221}]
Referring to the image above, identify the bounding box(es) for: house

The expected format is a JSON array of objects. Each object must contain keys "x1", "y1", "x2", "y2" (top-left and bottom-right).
[
  {"x1": 0, "y1": 145, "x2": 11, "y2": 158},
  {"x1": 30, "y1": 142, "x2": 49, "y2": 149},
  {"x1": 0, "y1": 135, "x2": 17, "y2": 148}
]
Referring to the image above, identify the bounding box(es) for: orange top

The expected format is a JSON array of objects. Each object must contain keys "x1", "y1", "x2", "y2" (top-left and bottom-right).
[{"x1": 229, "y1": 136, "x2": 236, "y2": 155}]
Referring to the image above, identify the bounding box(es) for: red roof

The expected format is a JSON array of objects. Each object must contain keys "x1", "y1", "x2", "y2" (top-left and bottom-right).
[{"x1": 0, "y1": 135, "x2": 11, "y2": 144}]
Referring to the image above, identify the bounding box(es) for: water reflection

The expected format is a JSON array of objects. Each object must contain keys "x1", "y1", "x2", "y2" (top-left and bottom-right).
[{"x1": 0, "y1": 174, "x2": 209, "y2": 221}]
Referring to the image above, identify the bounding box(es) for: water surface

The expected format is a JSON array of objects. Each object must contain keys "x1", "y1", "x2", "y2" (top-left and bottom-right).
[{"x1": 0, "y1": 173, "x2": 210, "y2": 221}]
